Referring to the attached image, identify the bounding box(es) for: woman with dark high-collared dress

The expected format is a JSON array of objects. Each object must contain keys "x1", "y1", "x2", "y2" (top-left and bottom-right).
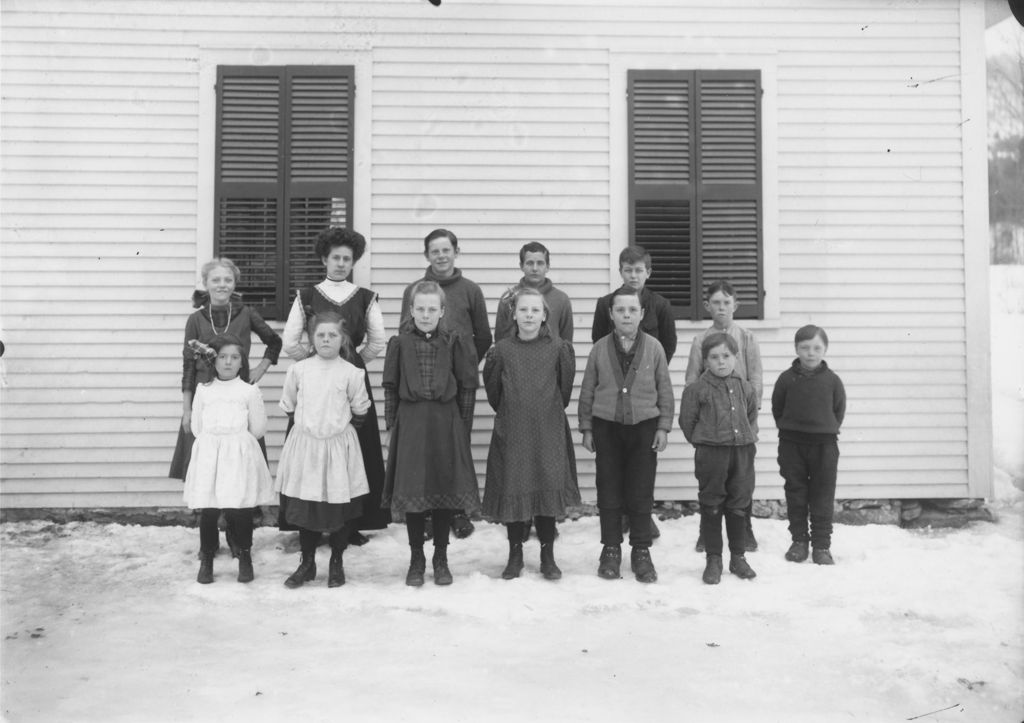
[{"x1": 281, "y1": 227, "x2": 391, "y2": 540}]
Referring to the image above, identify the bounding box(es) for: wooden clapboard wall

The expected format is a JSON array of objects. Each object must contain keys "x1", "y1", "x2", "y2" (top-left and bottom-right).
[{"x1": 0, "y1": 0, "x2": 991, "y2": 508}]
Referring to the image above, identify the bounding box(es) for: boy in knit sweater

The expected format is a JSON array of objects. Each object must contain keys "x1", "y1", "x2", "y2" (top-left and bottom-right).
[
  {"x1": 679, "y1": 332, "x2": 759, "y2": 584},
  {"x1": 579, "y1": 286, "x2": 674, "y2": 583},
  {"x1": 771, "y1": 325, "x2": 846, "y2": 565},
  {"x1": 494, "y1": 242, "x2": 574, "y2": 343}
]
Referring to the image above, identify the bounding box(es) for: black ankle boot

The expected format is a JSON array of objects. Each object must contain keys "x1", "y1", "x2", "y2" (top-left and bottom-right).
[
  {"x1": 540, "y1": 542, "x2": 561, "y2": 581},
  {"x1": 432, "y1": 548, "x2": 453, "y2": 585},
  {"x1": 502, "y1": 542, "x2": 524, "y2": 580},
  {"x1": 630, "y1": 545, "x2": 657, "y2": 583},
  {"x1": 597, "y1": 544, "x2": 622, "y2": 580},
  {"x1": 236, "y1": 549, "x2": 254, "y2": 583},
  {"x1": 702, "y1": 554, "x2": 723, "y2": 585},
  {"x1": 406, "y1": 547, "x2": 426, "y2": 586},
  {"x1": 729, "y1": 554, "x2": 757, "y2": 579},
  {"x1": 328, "y1": 547, "x2": 345, "y2": 588},
  {"x1": 284, "y1": 552, "x2": 316, "y2": 588},
  {"x1": 197, "y1": 552, "x2": 214, "y2": 584}
]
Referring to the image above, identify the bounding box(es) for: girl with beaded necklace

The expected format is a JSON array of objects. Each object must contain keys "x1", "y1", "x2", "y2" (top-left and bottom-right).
[{"x1": 169, "y1": 258, "x2": 282, "y2": 551}]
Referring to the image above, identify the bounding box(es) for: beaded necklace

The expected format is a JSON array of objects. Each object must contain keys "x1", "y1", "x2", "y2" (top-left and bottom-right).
[{"x1": 207, "y1": 303, "x2": 231, "y2": 335}]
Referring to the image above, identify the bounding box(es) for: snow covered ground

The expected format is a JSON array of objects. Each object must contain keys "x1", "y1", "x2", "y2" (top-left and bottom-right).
[
  {"x1": 1, "y1": 269, "x2": 1022, "y2": 723},
  {"x1": 1, "y1": 504, "x2": 1021, "y2": 723}
]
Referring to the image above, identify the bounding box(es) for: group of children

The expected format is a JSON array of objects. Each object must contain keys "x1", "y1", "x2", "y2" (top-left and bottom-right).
[{"x1": 177, "y1": 230, "x2": 846, "y2": 589}]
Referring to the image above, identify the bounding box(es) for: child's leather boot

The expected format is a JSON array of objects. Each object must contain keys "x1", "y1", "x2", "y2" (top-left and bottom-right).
[
  {"x1": 785, "y1": 541, "x2": 809, "y2": 562},
  {"x1": 597, "y1": 544, "x2": 622, "y2": 579},
  {"x1": 729, "y1": 554, "x2": 757, "y2": 580},
  {"x1": 630, "y1": 546, "x2": 657, "y2": 583},
  {"x1": 502, "y1": 542, "x2": 524, "y2": 580},
  {"x1": 702, "y1": 554, "x2": 723, "y2": 584}
]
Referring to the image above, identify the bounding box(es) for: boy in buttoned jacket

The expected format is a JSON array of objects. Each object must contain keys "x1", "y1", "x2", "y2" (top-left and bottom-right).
[
  {"x1": 679, "y1": 332, "x2": 759, "y2": 585},
  {"x1": 579, "y1": 286, "x2": 674, "y2": 583}
]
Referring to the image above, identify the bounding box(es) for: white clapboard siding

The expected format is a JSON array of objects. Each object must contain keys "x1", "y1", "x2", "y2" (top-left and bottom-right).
[{"x1": 0, "y1": 0, "x2": 988, "y2": 508}]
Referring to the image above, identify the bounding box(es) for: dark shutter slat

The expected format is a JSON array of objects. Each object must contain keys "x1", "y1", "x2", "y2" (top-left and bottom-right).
[
  {"x1": 631, "y1": 76, "x2": 691, "y2": 185},
  {"x1": 218, "y1": 75, "x2": 281, "y2": 183},
  {"x1": 216, "y1": 198, "x2": 279, "y2": 308},
  {"x1": 289, "y1": 75, "x2": 352, "y2": 183},
  {"x1": 698, "y1": 78, "x2": 759, "y2": 185},
  {"x1": 700, "y1": 199, "x2": 760, "y2": 315},
  {"x1": 635, "y1": 199, "x2": 692, "y2": 308}
]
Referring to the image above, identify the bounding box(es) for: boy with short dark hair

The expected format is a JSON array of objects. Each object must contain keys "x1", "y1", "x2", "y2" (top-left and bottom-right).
[
  {"x1": 772, "y1": 325, "x2": 846, "y2": 565},
  {"x1": 579, "y1": 286, "x2": 674, "y2": 583},
  {"x1": 494, "y1": 242, "x2": 574, "y2": 343},
  {"x1": 679, "y1": 332, "x2": 759, "y2": 584},
  {"x1": 591, "y1": 246, "x2": 677, "y2": 362}
]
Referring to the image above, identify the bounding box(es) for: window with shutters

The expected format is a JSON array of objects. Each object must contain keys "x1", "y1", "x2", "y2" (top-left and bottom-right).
[
  {"x1": 628, "y1": 69, "x2": 763, "y2": 320},
  {"x1": 214, "y1": 66, "x2": 354, "y2": 319}
]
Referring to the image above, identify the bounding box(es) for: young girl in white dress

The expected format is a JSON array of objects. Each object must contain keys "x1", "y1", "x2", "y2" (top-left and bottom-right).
[
  {"x1": 275, "y1": 311, "x2": 371, "y2": 589},
  {"x1": 183, "y1": 333, "x2": 275, "y2": 584}
]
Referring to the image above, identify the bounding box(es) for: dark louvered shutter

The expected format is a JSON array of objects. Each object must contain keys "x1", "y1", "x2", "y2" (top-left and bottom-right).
[
  {"x1": 696, "y1": 71, "x2": 762, "y2": 319},
  {"x1": 215, "y1": 69, "x2": 283, "y2": 312},
  {"x1": 215, "y1": 66, "x2": 354, "y2": 319},
  {"x1": 628, "y1": 69, "x2": 762, "y2": 320}
]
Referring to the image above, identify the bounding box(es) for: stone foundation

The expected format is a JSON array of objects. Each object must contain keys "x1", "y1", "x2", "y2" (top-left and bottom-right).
[{"x1": 0, "y1": 499, "x2": 996, "y2": 529}]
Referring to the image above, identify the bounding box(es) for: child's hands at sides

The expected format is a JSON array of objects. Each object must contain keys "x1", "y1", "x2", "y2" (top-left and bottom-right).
[
  {"x1": 651, "y1": 430, "x2": 668, "y2": 452},
  {"x1": 582, "y1": 431, "x2": 594, "y2": 453}
]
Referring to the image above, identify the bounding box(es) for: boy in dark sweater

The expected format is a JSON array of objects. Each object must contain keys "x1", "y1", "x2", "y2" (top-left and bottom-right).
[
  {"x1": 679, "y1": 332, "x2": 759, "y2": 584},
  {"x1": 771, "y1": 325, "x2": 846, "y2": 565}
]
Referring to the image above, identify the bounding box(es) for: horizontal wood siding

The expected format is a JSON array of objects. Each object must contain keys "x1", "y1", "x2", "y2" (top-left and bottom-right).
[{"x1": 0, "y1": 0, "x2": 982, "y2": 508}]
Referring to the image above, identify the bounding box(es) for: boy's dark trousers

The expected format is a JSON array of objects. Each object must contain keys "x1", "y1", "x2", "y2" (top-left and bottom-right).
[
  {"x1": 199, "y1": 508, "x2": 253, "y2": 554},
  {"x1": 592, "y1": 417, "x2": 659, "y2": 547},
  {"x1": 778, "y1": 439, "x2": 838, "y2": 549},
  {"x1": 694, "y1": 445, "x2": 756, "y2": 555}
]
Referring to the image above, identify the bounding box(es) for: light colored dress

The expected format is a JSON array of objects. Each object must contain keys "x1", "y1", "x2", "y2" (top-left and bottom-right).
[
  {"x1": 275, "y1": 355, "x2": 370, "y2": 504},
  {"x1": 183, "y1": 377, "x2": 275, "y2": 509}
]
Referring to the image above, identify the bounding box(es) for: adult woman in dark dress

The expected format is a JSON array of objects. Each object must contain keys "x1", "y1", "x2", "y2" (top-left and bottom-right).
[{"x1": 281, "y1": 228, "x2": 391, "y2": 541}]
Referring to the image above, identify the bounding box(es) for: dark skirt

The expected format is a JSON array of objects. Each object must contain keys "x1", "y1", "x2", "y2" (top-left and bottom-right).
[
  {"x1": 382, "y1": 398, "x2": 480, "y2": 515},
  {"x1": 281, "y1": 494, "x2": 363, "y2": 533},
  {"x1": 351, "y1": 373, "x2": 391, "y2": 530},
  {"x1": 170, "y1": 425, "x2": 267, "y2": 481}
]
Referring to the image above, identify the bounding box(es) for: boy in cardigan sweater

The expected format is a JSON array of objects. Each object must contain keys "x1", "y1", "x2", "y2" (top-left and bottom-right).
[
  {"x1": 771, "y1": 325, "x2": 846, "y2": 565},
  {"x1": 591, "y1": 245, "x2": 678, "y2": 541},
  {"x1": 579, "y1": 287, "x2": 674, "y2": 583},
  {"x1": 679, "y1": 332, "x2": 759, "y2": 585}
]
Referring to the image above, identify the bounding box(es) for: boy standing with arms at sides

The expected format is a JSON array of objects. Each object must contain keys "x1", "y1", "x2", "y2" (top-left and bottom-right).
[
  {"x1": 772, "y1": 325, "x2": 846, "y2": 565},
  {"x1": 579, "y1": 286, "x2": 674, "y2": 583},
  {"x1": 678, "y1": 333, "x2": 759, "y2": 584},
  {"x1": 591, "y1": 246, "x2": 677, "y2": 539},
  {"x1": 494, "y1": 242, "x2": 574, "y2": 343},
  {"x1": 684, "y1": 279, "x2": 763, "y2": 552},
  {"x1": 401, "y1": 228, "x2": 492, "y2": 538}
]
